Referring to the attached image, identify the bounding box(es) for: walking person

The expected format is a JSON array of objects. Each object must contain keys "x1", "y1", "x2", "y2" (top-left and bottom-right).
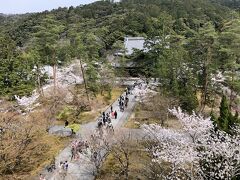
[
  {"x1": 125, "y1": 88, "x2": 128, "y2": 96},
  {"x1": 61, "y1": 161, "x2": 68, "y2": 178},
  {"x1": 92, "y1": 151, "x2": 98, "y2": 162},
  {"x1": 127, "y1": 86, "x2": 131, "y2": 95},
  {"x1": 99, "y1": 127, "x2": 103, "y2": 137},
  {"x1": 64, "y1": 161, "x2": 68, "y2": 171},
  {"x1": 65, "y1": 120, "x2": 69, "y2": 127},
  {"x1": 97, "y1": 118, "x2": 103, "y2": 129},
  {"x1": 107, "y1": 116, "x2": 111, "y2": 123},
  {"x1": 118, "y1": 98, "x2": 121, "y2": 106},
  {"x1": 103, "y1": 116, "x2": 106, "y2": 125},
  {"x1": 114, "y1": 110, "x2": 117, "y2": 119},
  {"x1": 58, "y1": 161, "x2": 64, "y2": 178},
  {"x1": 107, "y1": 122, "x2": 114, "y2": 134},
  {"x1": 121, "y1": 101, "x2": 124, "y2": 111},
  {"x1": 111, "y1": 110, "x2": 115, "y2": 119},
  {"x1": 71, "y1": 146, "x2": 75, "y2": 161},
  {"x1": 125, "y1": 97, "x2": 129, "y2": 107},
  {"x1": 110, "y1": 105, "x2": 113, "y2": 112},
  {"x1": 39, "y1": 174, "x2": 46, "y2": 180}
]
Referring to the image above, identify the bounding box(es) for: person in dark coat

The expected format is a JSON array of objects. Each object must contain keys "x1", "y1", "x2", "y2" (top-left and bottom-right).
[
  {"x1": 97, "y1": 119, "x2": 103, "y2": 129},
  {"x1": 65, "y1": 120, "x2": 69, "y2": 127},
  {"x1": 103, "y1": 116, "x2": 106, "y2": 125},
  {"x1": 114, "y1": 110, "x2": 118, "y2": 119}
]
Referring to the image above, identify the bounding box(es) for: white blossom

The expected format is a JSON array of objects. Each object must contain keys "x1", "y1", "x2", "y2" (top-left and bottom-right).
[
  {"x1": 142, "y1": 107, "x2": 240, "y2": 179},
  {"x1": 14, "y1": 61, "x2": 83, "y2": 112}
]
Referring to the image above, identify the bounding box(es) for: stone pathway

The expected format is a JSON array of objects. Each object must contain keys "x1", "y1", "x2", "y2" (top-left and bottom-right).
[{"x1": 43, "y1": 89, "x2": 138, "y2": 180}]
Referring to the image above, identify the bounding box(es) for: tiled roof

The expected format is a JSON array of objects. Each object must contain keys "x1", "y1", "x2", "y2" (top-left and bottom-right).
[{"x1": 124, "y1": 37, "x2": 147, "y2": 55}]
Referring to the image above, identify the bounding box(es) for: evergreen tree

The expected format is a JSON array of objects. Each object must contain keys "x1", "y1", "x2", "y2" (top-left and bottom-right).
[
  {"x1": 179, "y1": 84, "x2": 198, "y2": 113},
  {"x1": 85, "y1": 63, "x2": 100, "y2": 97},
  {"x1": 188, "y1": 22, "x2": 218, "y2": 113},
  {"x1": 219, "y1": 18, "x2": 240, "y2": 108},
  {"x1": 217, "y1": 95, "x2": 230, "y2": 131},
  {"x1": 210, "y1": 111, "x2": 218, "y2": 131},
  {"x1": 215, "y1": 95, "x2": 240, "y2": 133},
  {"x1": 235, "y1": 111, "x2": 239, "y2": 124}
]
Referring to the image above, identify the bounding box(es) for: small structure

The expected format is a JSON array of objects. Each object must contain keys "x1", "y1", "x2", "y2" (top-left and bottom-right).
[
  {"x1": 124, "y1": 37, "x2": 147, "y2": 55},
  {"x1": 112, "y1": 37, "x2": 149, "y2": 76},
  {"x1": 114, "y1": 37, "x2": 148, "y2": 56}
]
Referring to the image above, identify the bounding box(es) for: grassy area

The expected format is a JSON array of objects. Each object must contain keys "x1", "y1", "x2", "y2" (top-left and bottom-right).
[
  {"x1": 97, "y1": 143, "x2": 151, "y2": 180},
  {"x1": 79, "y1": 87, "x2": 124, "y2": 124},
  {"x1": 124, "y1": 91, "x2": 225, "y2": 130},
  {"x1": 96, "y1": 137, "x2": 174, "y2": 180},
  {"x1": 0, "y1": 85, "x2": 124, "y2": 179},
  {"x1": 1, "y1": 87, "x2": 124, "y2": 179},
  {"x1": 29, "y1": 87, "x2": 123, "y2": 177},
  {"x1": 124, "y1": 104, "x2": 181, "y2": 130},
  {"x1": 94, "y1": 87, "x2": 124, "y2": 108},
  {"x1": 0, "y1": 111, "x2": 70, "y2": 179},
  {"x1": 124, "y1": 113, "x2": 161, "y2": 129},
  {"x1": 77, "y1": 111, "x2": 99, "y2": 124},
  {"x1": 29, "y1": 135, "x2": 70, "y2": 178},
  {"x1": 77, "y1": 87, "x2": 124, "y2": 124},
  {"x1": 55, "y1": 87, "x2": 124, "y2": 125},
  {"x1": 125, "y1": 114, "x2": 181, "y2": 130}
]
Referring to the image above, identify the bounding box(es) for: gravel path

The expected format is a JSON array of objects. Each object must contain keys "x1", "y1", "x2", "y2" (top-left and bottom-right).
[{"x1": 44, "y1": 89, "x2": 137, "y2": 180}]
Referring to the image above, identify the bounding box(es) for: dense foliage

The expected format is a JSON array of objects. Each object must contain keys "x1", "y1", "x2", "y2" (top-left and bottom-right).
[
  {"x1": 0, "y1": 0, "x2": 239, "y2": 109},
  {"x1": 1, "y1": 1, "x2": 239, "y2": 178}
]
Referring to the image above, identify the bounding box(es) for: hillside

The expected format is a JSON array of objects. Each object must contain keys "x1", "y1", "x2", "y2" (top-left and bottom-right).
[
  {"x1": 210, "y1": 0, "x2": 240, "y2": 8},
  {"x1": 0, "y1": 0, "x2": 240, "y2": 179},
  {"x1": 2, "y1": 0, "x2": 235, "y2": 46},
  {"x1": 0, "y1": 0, "x2": 237, "y2": 97}
]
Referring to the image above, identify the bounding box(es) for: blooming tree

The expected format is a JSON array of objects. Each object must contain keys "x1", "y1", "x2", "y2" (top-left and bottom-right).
[{"x1": 142, "y1": 107, "x2": 240, "y2": 179}]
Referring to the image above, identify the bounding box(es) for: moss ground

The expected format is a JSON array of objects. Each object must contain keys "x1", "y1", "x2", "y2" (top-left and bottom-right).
[
  {"x1": 124, "y1": 104, "x2": 181, "y2": 130},
  {"x1": 97, "y1": 144, "x2": 151, "y2": 180}
]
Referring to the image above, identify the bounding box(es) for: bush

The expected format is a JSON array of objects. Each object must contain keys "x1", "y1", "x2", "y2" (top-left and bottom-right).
[{"x1": 56, "y1": 106, "x2": 74, "y2": 121}]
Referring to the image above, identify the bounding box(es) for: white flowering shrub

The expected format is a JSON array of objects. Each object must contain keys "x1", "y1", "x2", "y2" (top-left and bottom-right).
[{"x1": 142, "y1": 107, "x2": 240, "y2": 179}]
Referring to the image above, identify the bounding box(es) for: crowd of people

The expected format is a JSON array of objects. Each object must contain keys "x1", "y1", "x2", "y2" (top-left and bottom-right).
[
  {"x1": 40, "y1": 83, "x2": 147, "y2": 180},
  {"x1": 70, "y1": 140, "x2": 89, "y2": 161},
  {"x1": 96, "y1": 86, "x2": 133, "y2": 137},
  {"x1": 119, "y1": 94, "x2": 129, "y2": 112},
  {"x1": 58, "y1": 161, "x2": 69, "y2": 178}
]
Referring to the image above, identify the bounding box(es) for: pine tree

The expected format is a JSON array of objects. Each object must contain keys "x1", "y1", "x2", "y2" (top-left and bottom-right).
[
  {"x1": 179, "y1": 84, "x2": 198, "y2": 113},
  {"x1": 219, "y1": 19, "x2": 240, "y2": 108},
  {"x1": 217, "y1": 95, "x2": 230, "y2": 132},
  {"x1": 170, "y1": 70, "x2": 179, "y2": 96},
  {"x1": 216, "y1": 95, "x2": 240, "y2": 133},
  {"x1": 233, "y1": 111, "x2": 239, "y2": 124},
  {"x1": 210, "y1": 111, "x2": 217, "y2": 124},
  {"x1": 189, "y1": 22, "x2": 218, "y2": 113},
  {"x1": 210, "y1": 111, "x2": 219, "y2": 132}
]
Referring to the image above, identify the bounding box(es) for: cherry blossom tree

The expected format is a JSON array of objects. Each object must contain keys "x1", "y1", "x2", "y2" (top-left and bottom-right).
[{"x1": 142, "y1": 107, "x2": 240, "y2": 179}]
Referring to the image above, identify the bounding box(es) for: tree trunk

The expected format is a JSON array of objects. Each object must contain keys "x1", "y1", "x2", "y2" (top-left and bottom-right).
[
  {"x1": 211, "y1": 93, "x2": 216, "y2": 112},
  {"x1": 79, "y1": 59, "x2": 90, "y2": 103},
  {"x1": 200, "y1": 66, "x2": 208, "y2": 112},
  {"x1": 229, "y1": 69, "x2": 234, "y2": 109},
  {"x1": 124, "y1": 151, "x2": 129, "y2": 180},
  {"x1": 53, "y1": 64, "x2": 57, "y2": 93},
  {"x1": 199, "y1": 47, "x2": 211, "y2": 113},
  {"x1": 166, "y1": 104, "x2": 169, "y2": 127},
  {"x1": 53, "y1": 50, "x2": 57, "y2": 93},
  {"x1": 37, "y1": 65, "x2": 44, "y2": 97}
]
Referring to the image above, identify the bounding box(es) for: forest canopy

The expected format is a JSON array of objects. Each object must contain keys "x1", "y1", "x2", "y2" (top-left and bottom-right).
[{"x1": 0, "y1": 0, "x2": 239, "y2": 99}]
